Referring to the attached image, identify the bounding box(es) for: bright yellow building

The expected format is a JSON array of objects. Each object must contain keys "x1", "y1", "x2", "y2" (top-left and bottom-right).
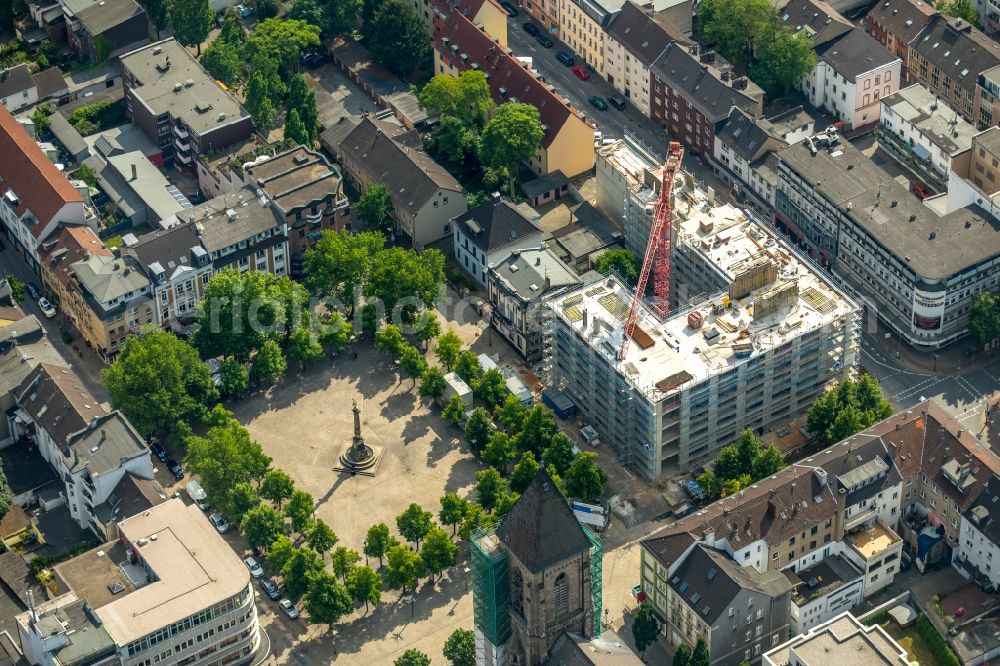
[
  {"x1": 558, "y1": 0, "x2": 625, "y2": 76},
  {"x1": 417, "y1": 0, "x2": 508, "y2": 47}
]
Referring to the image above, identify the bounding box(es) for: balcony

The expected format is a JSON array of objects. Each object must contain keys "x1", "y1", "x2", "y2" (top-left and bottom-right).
[
  {"x1": 844, "y1": 505, "x2": 879, "y2": 531},
  {"x1": 173, "y1": 124, "x2": 189, "y2": 139},
  {"x1": 875, "y1": 125, "x2": 947, "y2": 190},
  {"x1": 846, "y1": 521, "x2": 901, "y2": 562},
  {"x1": 174, "y1": 136, "x2": 190, "y2": 152}
]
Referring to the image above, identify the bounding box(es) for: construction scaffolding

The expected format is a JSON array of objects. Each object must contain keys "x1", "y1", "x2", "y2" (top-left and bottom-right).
[
  {"x1": 471, "y1": 529, "x2": 511, "y2": 647},
  {"x1": 583, "y1": 524, "x2": 603, "y2": 637}
]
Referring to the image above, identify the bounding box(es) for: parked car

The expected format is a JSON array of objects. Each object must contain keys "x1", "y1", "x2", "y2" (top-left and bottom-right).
[
  {"x1": 609, "y1": 94, "x2": 627, "y2": 110},
  {"x1": 571, "y1": 65, "x2": 590, "y2": 80},
  {"x1": 500, "y1": 1, "x2": 519, "y2": 15},
  {"x1": 279, "y1": 598, "x2": 300, "y2": 619},
  {"x1": 556, "y1": 51, "x2": 575, "y2": 66},
  {"x1": 150, "y1": 442, "x2": 168, "y2": 462},
  {"x1": 26, "y1": 282, "x2": 40, "y2": 300},
  {"x1": 235, "y1": 3, "x2": 253, "y2": 17},
  {"x1": 259, "y1": 578, "x2": 281, "y2": 600},
  {"x1": 209, "y1": 512, "x2": 230, "y2": 534},
  {"x1": 37, "y1": 298, "x2": 56, "y2": 318},
  {"x1": 588, "y1": 95, "x2": 608, "y2": 110},
  {"x1": 167, "y1": 459, "x2": 184, "y2": 480},
  {"x1": 300, "y1": 50, "x2": 325, "y2": 68},
  {"x1": 522, "y1": 21, "x2": 540, "y2": 35},
  {"x1": 244, "y1": 556, "x2": 264, "y2": 579},
  {"x1": 535, "y1": 33, "x2": 554, "y2": 47},
  {"x1": 912, "y1": 181, "x2": 932, "y2": 200}
]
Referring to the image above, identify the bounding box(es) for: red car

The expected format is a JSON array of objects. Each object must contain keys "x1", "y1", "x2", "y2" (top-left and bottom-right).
[
  {"x1": 571, "y1": 65, "x2": 590, "y2": 80},
  {"x1": 912, "y1": 182, "x2": 931, "y2": 200}
]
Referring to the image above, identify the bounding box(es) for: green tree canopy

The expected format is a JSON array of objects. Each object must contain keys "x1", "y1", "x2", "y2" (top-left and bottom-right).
[
  {"x1": 186, "y1": 418, "x2": 271, "y2": 508},
  {"x1": 807, "y1": 376, "x2": 894, "y2": 445},
  {"x1": 331, "y1": 546, "x2": 361, "y2": 581},
  {"x1": 395, "y1": 650, "x2": 432, "y2": 666},
  {"x1": 594, "y1": 249, "x2": 641, "y2": 285},
  {"x1": 364, "y1": 522, "x2": 394, "y2": 567},
  {"x1": 201, "y1": 37, "x2": 243, "y2": 87},
  {"x1": 453, "y1": 350, "x2": 482, "y2": 386},
  {"x1": 542, "y1": 433, "x2": 576, "y2": 476},
  {"x1": 414, "y1": 311, "x2": 441, "y2": 347},
  {"x1": 673, "y1": 643, "x2": 692, "y2": 666},
  {"x1": 384, "y1": 544, "x2": 425, "y2": 594},
  {"x1": 0, "y1": 465, "x2": 11, "y2": 521},
  {"x1": 443, "y1": 628, "x2": 475, "y2": 666},
  {"x1": 464, "y1": 407, "x2": 495, "y2": 455},
  {"x1": 433, "y1": 115, "x2": 480, "y2": 165},
  {"x1": 396, "y1": 503, "x2": 435, "y2": 547},
  {"x1": 288, "y1": 326, "x2": 324, "y2": 369},
  {"x1": 260, "y1": 468, "x2": 296, "y2": 508},
  {"x1": 306, "y1": 518, "x2": 339, "y2": 555},
  {"x1": 267, "y1": 534, "x2": 295, "y2": 572},
  {"x1": 101, "y1": 328, "x2": 218, "y2": 439},
  {"x1": 479, "y1": 102, "x2": 544, "y2": 194},
  {"x1": 971, "y1": 290, "x2": 1000, "y2": 346},
  {"x1": 365, "y1": 0, "x2": 430, "y2": 77},
  {"x1": 355, "y1": 183, "x2": 393, "y2": 231},
  {"x1": 142, "y1": 0, "x2": 170, "y2": 38},
  {"x1": 482, "y1": 431, "x2": 517, "y2": 470},
  {"x1": 346, "y1": 565, "x2": 382, "y2": 611},
  {"x1": 171, "y1": 0, "x2": 214, "y2": 53},
  {"x1": 510, "y1": 451, "x2": 540, "y2": 493},
  {"x1": 399, "y1": 344, "x2": 428, "y2": 386},
  {"x1": 475, "y1": 368, "x2": 508, "y2": 411},
  {"x1": 515, "y1": 405, "x2": 559, "y2": 457},
  {"x1": 245, "y1": 70, "x2": 276, "y2": 130},
  {"x1": 284, "y1": 108, "x2": 309, "y2": 146},
  {"x1": 442, "y1": 395, "x2": 467, "y2": 425},
  {"x1": 495, "y1": 395, "x2": 528, "y2": 433},
  {"x1": 420, "y1": 366, "x2": 448, "y2": 401},
  {"x1": 282, "y1": 546, "x2": 325, "y2": 597},
  {"x1": 942, "y1": 0, "x2": 980, "y2": 24},
  {"x1": 227, "y1": 481, "x2": 261, "y2": 521},
  {"x1": 563, "y1": 452, "x2": 608, "y2": 502},
  {"x1": 476, "y1": 467, "x2": 508, "y2": 512},
  {"x1": 375, "y1": 324, "x2": 407, "y2": 358},
  {"x1": 248, "y1": 17, "x2": 321, "y2": 72},
  {"x1": 419, "y1": 70, "x2": 492, "y2": 127},
  {"x1": 305, "y1": 230, "x2": 384, "y2": 308},
  {"x1": 692, "y1": 636, "x2": 711, "y2": 666},
  {"x1": 420, "y1": 526, "x2": 458, "y2": 579},
  {"x1": 750, "y1": 28, "x2": 817, "y2": 97},
  {"x1": 632, "y1": 601, "x2": 661, "y2": 659},
  {"x1": 434, "y1": 330, "x2": 463, "y2": 371},
  {"x1": 219, "y1": 357, "x2": 249, "y2": 397},
  {"x1": 241, "y1": 504, "x2": 287, "y2": 551},
  {"x1": 305, "y1": 570, "x2": 353, "y2": 625},
  {"x1": 439, "y1": 493, "x2": 469, "y2": 535},
  {"x1": 284, "y1": 489, "x2": 315, "y2": 534},
  {"x1": 250, "y1": 339, "x2": 287, "y2": 385},
  {"x1": 367, "y1": 247, "x2": 445, "y2": 319}
]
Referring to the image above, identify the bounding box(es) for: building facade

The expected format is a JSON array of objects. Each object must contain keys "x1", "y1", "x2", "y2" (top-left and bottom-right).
[
  {"x1": 557, "y1": 0, "x2": 623, "y2": 76},
  {"x1": 954, "y1": 476, "x2": 1000, "y2": 590},
  {"x1": 452, "y1": 195, "x2": 542, "y2": 287},
  {"x1": 711, "y1": 107, "x2": 787, "y2": 215},
  {"x1": 862, "y1": 0, "x2": 935, "y2": 79},
  {"x1": 763, "y1": 611, "x2": 910, "y2": 666}
]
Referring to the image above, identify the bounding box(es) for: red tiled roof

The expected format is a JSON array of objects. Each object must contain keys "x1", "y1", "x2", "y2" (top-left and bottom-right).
[
  {"x1": 39, "y1": 225, "x2": 111, "y2": 290},
  {"x1": 433, "y1": 6, "x2": 583, "y2": 148},
  {"x1": 0, "y1": 107, "x2": 82, "y2": 235}
]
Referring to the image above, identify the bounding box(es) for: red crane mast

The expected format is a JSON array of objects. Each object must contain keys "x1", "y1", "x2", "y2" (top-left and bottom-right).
[{"x1": 617, "y1": 141, "x2": 684, "y2": 362}]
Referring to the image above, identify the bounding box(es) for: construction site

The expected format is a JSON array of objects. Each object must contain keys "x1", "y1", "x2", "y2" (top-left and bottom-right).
[{"x1": 544, "y1": 144, "x2": 862, "y2": 481}]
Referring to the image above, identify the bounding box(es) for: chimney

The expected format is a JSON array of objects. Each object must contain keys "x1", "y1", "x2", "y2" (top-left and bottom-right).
[{"x1": 131, "y1": 163, "x2": 137, "y2": 181}]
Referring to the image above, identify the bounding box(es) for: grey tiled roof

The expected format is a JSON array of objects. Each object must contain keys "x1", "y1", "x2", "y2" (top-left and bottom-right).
[
  {"x1": 15, "y1": 363, "x2": 105, "y2": 447},
  {"x1": 815, "y1": 27, "x2": 899, "y2": 78},
  {"x1": 964, "y1": 476, "x2": 1000, "y2": 548},
  {"x1": 717, "y1": 108, "x2": 786, "y2": 162},
  {"x1": 183, "y1": 187, "x2": 285, "y2": 253},
  {"x1": 864, "y1": 0, "x2": 935, "y2": 47},
  {"x1": 606, "y1": 1, "x2": 690, "y2": 67},
  {"x1": 66, "y1": 411, "x2": 148, "y2": 476},
  {"x1": 129, "y1": 221, "x2": 203, "y2": 279},
  {"x1": 651, "y1": 43, "x2": 759, "y2": 123},
  {"x1": 71, "y1": 253, "x2": 150, "y2": 304},
  {"x1": 76, "y1": 0, "x2": 144, "y2": 36},
  {"x1": 453, "y1": 195, "x2": 540, "y2": 253},
  {"x1": 910, "y1": 14, "x2": 1000, "y2": 89},
  {"x1": 0, "y1": 64, "x2": 35, "y2": 100}
]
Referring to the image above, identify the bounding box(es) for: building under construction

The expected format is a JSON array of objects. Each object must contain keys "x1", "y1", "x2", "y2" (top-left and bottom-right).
[{"x1": 543, "y1": 197, "x2": 862, "y2": 481}]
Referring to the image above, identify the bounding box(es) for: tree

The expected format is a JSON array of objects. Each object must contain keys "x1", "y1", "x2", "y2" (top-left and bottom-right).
[
  {"x1": 476, "y1": 467, "x2": 507, "y2": 512},
  {"x1": 434, "y1": 331, "x2": 463, "y2": 371},
  {"x1": 563, "y1": 452, "x2": 608, "y2": 502},
  {"x1": 421, "y1": 526, "x2": 458, "y2": 580},
  {"x1": 943, "y1": 0, "x2": 979, "y2": 24},
  {"x1": 632, "y1": 601, "x2": 661, "y2": 660},
  {"x1": 419, "y1": 71, "x2": 492, "y2": 127},
  {"x1": 696, "y1": 469, "x2": 720, "y2": 499},
  {"x1": 970, "y1": 291, "x2": 1000, "y2": 346},
  {"x1": 267, "y1": 535, "x2": 295, "y2": 572},
  {"x1": 443, "y1": 628, "x2": 475, "y2": 666},
  {"x1": 288, "y1": 74, "x2": 319, "y2": 143},
  {"x1": 594, "y1": 249, "x2": 640, "y2": 285},
  {"x1": 751, "y1": 444, "x2": 786, "y2": 480},
  {"x1": 542, "y1": 433, "x2": 576, "y2": 476},
  {"x1": 480, "y1": 102, "x2": 544, "y2": 194},
  {"x1": 807, "y1": 376, "x2": 893, "y2": 445},
  {"x1": 304, "y1": 570, "x2": 353, "y2": 625},
  {"x1": 219, "y1": 357, "x2": 249, "y2": 397},
  {"x1": 0, "y1": 465, "x2": 11, "y2": 521},
  {"x1": 414, "y1": 311, "x2": 441, "y2": 348},
  {"x1": 735, "y1": 429, "x2": 762, "y2": 471},
  {"x1": 439, "y1": 493, "x2": 469, "y2": 535},
  {"x1": 699, "y1": 0, "x2": 774, "y2": 66},
  {"x1": 673, "y1": 644, "x2": 692, "y2": 666},
  {"x1": 364, "y1": 522, "x2": 394, "y2": 567},
  {"x1": 442, "y1": 395, "x2": 466, "y2": 425},
  {"x1": 433, "y1": 115, "x2": 479, "y2": 165},
  {"x1": 482, "y1": 431, "x2": 517, "y2": 470},
  {"x1": 458, "y1": 502, "x2": 499, "y2": 540},
  {"x1": 400, "y1": 344, "x2": 428, "y2": 386},
  {"x1": 475, "y1": 368, "x2": 508, "y2": 410},
  {"x1": 346, "y1": 565, "x2": 382, "y2": 611},
  {"x1": 515, "y1": 405, "x2": 559, "y2": 457},
  {"x1": 285, "y1": 489, "x2": 315, "y2": 534},
  {"x1": 361, "y1": 303, "x2": 380, "y2": 338},
  {"x1": 397, "y1": 503, "x2": 434, "y2": 547},
  {"x1": 101, "y1": 329, "x2": 218, "y2": 439},
  {"x1": 495, "y1": 395, "x2": 527, "y2": 433},
  {"x1": 143, "y1": 0, "x2": 170, "y2": 38},
  {"x1": 284, "y1": 108, "x2": 309, "y2": 146},
  {"x1": 750, "y1": 28, "x2": 816, "y2": 97},
  {"x1": 241, "y1": 504, "x2": 286, "y2": 551},
  {"x1": 355, "y1": 183, "x2": 393, "y2": 231},
  {"x1": 171, "y1": 0, "x2": 214, "y2": 54},
  {"x1": 365, "y1": 0, "x2": 430, "y2": 77},
  {"x1": 251, "y1": 339, "x2": 286, "y2": 384},
  {"x1": 247, "y1": 18, "x2": 321, "y2": 72},
  {"x1": 307, "y1": 518, "x2": 339, "y2": 556},
  {"x1": 281, "y1": 546, "x2": 325, "y2": 598},
  {"x1": 712, "y1": 444, "x2": 743, "y2": 482},
  {"x1": 245, "y1": 71, "x2": 276, "y2": 130},
  {"x1": 331, "y1": 546, "x2": 361, "y2": 581},
  {"x1": 304, "y1": 229, "x2": 384, "y2": 309},
  {"x1": 319, "y1": 312, "x2": 353, "y2": 353},
  {"x1": 510, "y1": 451, "x2": 540, "y2": 493},
  {"x1": 226, "y1": 481, "x2": 261, "y2": 521},
  {"x1": 692, "y1": 636, "x2": 711, "y2": 666},
  {"x1": 2, "y1": 275, "x2": 25, "y2": 304},
  {"x1": 367, "y1": 247, "x2": 445, "y2": 320},
  {"x1": 288, "y1": 327, "x2": 324, "y2": 369},
  {"x1": 721, "y1": 474, "x2": 752, "y2": 497},
  {"x1": 395, "y1": 650, "x2": 432, "y2": 666},
  {"x1": 31, "y1": 105, "x2": 52, "y2": 136},
  {"x1": 375, "y1": 324, "x2": 407, "y2": 358},
  {"x1": 420, "y1": 367, "x2": 448, "y2": 402},
  {"x1": 384, "y1": 544, "x2": 425, "y2": 594},
  {"x1": 201, "y1": 37, "x2": 243, "y2": 87},
  {"x1": 260, "y1": 468, "x2": 296, "y2": 508},
  {"x1": 219, "y1": 9, "x2": 245, "y2": 43},
  {"x1": 186, "y1": 418, "x2": 271, "y2": 507},
  {"x1": 464, "y1": 407, "x2": 495, "y2": 454},
  {"x1": 495, "y1": 491, "x2": 519, "y2": 515},
  {"x1": 453, "y1": 350, "x2": 482, "y2": 386}
]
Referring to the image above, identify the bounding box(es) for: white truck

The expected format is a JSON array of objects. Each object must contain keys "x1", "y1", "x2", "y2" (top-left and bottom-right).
[{"x1": 186, "y1": 480, "x2": 209, "y2": 511}]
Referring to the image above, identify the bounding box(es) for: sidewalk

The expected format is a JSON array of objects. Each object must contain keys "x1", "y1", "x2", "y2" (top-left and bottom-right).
[{"x1": 862, "y1": 308, "x2": 995, "y2": 377}]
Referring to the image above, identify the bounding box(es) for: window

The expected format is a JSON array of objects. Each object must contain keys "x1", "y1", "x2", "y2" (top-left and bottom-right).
[
  {"x1": 554, "y1": 573, "x2": 569, "y2": 617},
  {"x1": 511, "y1": 568, "x2": 524, "y2": 616}
]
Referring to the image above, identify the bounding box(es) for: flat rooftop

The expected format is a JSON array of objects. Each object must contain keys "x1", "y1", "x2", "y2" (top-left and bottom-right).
[
  {"x1": 882, "y1": 85, "x2": 978, "y2": 156},
  {"x1": 848, "y1": 522, "x2": 901, "y2": 559},
  {"x1": 93, "y1": 499, "x2": 250, "y2": 646},
  {"x1": 785, "y1": 555, "x2": 862, "y2": 606},
  {"x1": 15, "y1": 593, "x2": 116, "y2": 666},
  {"x1": 598, "y1": 138, "x2": 664, "y2": 198},
  {"x1": 55, "y1": 540, "x2": 133, "y2": 610},
  {"x1": 245, "y1": 147, "x2": 343, "y2": 214},
  {"x1": 778, "y1": 136, "x2": 1000, "y2": 280},
  {"x1": 765, "y1": 612, "x2": 909, "y2": 665},
  {"x1": 550, "y1": 206, "x2": 857, "y2": 397}
]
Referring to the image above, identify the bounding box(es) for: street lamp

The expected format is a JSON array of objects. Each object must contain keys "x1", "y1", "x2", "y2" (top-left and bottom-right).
[{"x1": 933, "y1": 353, "x2": 940, "y2": 373}]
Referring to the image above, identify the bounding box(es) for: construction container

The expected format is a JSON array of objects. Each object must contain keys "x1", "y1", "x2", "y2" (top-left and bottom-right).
[{"x1": 687, "y1": 310, "x2": 704, "y2": 329}]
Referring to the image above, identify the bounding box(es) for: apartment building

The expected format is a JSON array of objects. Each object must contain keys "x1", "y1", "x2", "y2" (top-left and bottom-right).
[
  {"x1": 416, "y1": 0, "x2": 508, "y2": 46},
  {"x1": 783, "y1": 555, "x2": 863, "y2": 633},
  {"x1": 545, "y1": 199, "x2": 860, "y2": 480},
  {"x1": 557, "y1": 0, "x2": 624, "y2": 76},
  {"x1": 119, "y1": 40, "x2": 254, "y2": 170},
  {"x1": 325, "y1": 116, "x2": 466, "y2": 248},
  {"x1": 65, "y1": 0, "x2": 147, "y2": 62},
  {"x1": 775, "y1": 132, "x2": 1000, "y2": 347},
  {"x1": 21, "y1": 499, "x2": 261, "y2": 666},
  {"x1": 711, "y1": 108, "x2": 788, "y2": 215},
  {"x1": 863, "y1": 0, "x2": 935, "y2": 78},
  {"x1": 650, "y1": 43, "x2": 763, "y2": 159},
  {"x1": 603, "y1": 2, "x2": 689, "y2": 118},
  {"x1": 907, "y1": 15, "x2": 1000, "y2": 127},
  {"x1": 432, "y1": 4, "x2": 597, "y2": 178},
  {"x1": 452, "y1": 195, "x2": 542, "y2": 287},
  {"x1": 954, "y1": 476, "x2": 1000, "y2": 591},
  {"x1": 0, "y1": 64, "x2": 39, "y2": 112},
  {"x1": 877, "y1": 84, "x2": 979, "y2": 193},
  {"x1": 781, "y1": 0, "x2": 901, "y2": 129},
  {"x1": 487, "y1": 246, "x2": 579, "y2": 363},
  {"x1": 763, "y1": 611, "x2": 911, "y2": 666},
  {"x1": 244, "y1": 147, "x2": 349, "y2": 277},
  {"x1": 9, "y1": 363, "x2": 154, "y2": 536},
  {"x1": 947, "y1": 127, "x2": 1000, "y2": 221},
  {"x1": 594, "y1": 136, "x2": 664, "y2": 257},
  {"x1": 0, "y1": 107, "x2": 91, "y2": 273},
  {"x1": 38, "y1": 224, "x2": 112, "y2": 316}
]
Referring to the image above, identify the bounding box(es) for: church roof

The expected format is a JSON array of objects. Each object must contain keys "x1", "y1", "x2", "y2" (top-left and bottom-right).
[{"x1": 495, "y1": 468, "x2": 591, "y2": 574}]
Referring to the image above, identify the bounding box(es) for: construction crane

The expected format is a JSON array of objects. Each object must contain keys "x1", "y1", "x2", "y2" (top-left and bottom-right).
[{"x1": 617, "y1": 141, "x2": 684, "y2": 362}]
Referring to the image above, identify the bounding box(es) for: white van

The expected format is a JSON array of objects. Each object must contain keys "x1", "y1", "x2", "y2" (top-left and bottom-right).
[{"x1": 186, "y1": 480, "x2": 209, "y2": 511}]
